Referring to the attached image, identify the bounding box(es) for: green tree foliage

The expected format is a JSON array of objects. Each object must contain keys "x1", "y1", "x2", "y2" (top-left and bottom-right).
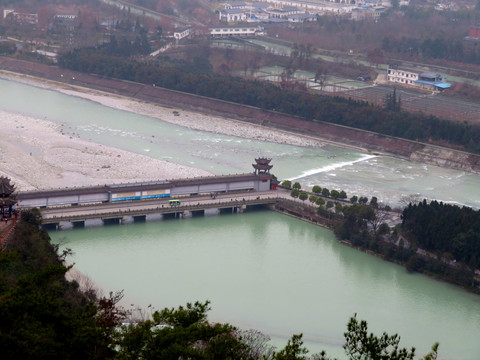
[
  {"x1": 339, "y1": 191, "x2": 347, "y2": 200},
  {"x1": 342, "y1": 314, "x2": 439, "y2": 360},
  {"x1": 312, "y1": 185, "x2": 322, "y2": 194},
  {"x1": 335, "y1": 203, "x2": 375, "y2": 242},
  {"x1": 293, "y1": 182, "x2": 302, "y2": 190},
  {"x1": 299, "y1": 192, "x2": 308, "y2": 201},
  {"x1": 378, "y1": 223, "x2": 391, "y2": 236},
  {"x1": 291, "y1": 189, "x2": 300, "y2": 198},
  {"x1": 309, "y1": 195, "x2": 318, "y2": 204},
  {"x1": 330, "y1": 190, "x2": 340, "y2": 199},
  {"x1": 370, "y1": 196, "x2": 378, "y2": 208},
  {"x1": 282, "y1": 180, "x2": 292, "y2": 189},
  {"x1": 358, "y1": 197, "x2": 368, "y2": 204},
  {"x1": 401, "y1": 200, "x2": 480, "y2": 267},
  {"x1": 19, "y1": 208, "x2": 42, "y2": 226},
  {"x1": 326, "y1": 201, "x2": 334, "y2": 209},
  {"x1": 384, "y1": 88, "x2": 401, "y2": 112},
  {"x1": 382, "y1": 33, "x2": 471, "y2": 64},
  {"x1": 273, "y1": 316, "x2": 439, "y2": 360},
  {"x1": 0, "y1": 217, "x2": 113, "y2": 359},
  {"x1": 0, "y1": 40, "x2": 16, "y2": 55},
  {"x1": 273, "y1": 334, "x2": 308, "y2": 360},
  {"x1": 335, "y1": 203, "x2": 343, "y2": 214},
  {"x1": 350, "y1": 195, "x2": 358, "y2": 203},
  {"x1": 316, "y1": 197, "x2": 325, "y2": 206},
  {"x1": 321, "y1": 188, "x2": 330, "y2": 197},
  {"x1": 116, "y1": 300, "x2": 252, "y2": 360}
]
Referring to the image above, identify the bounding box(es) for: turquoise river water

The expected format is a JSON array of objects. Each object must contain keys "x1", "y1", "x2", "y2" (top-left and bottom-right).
[{"x1": 1, "y1": 78, "x2": 480, "y2": 359}]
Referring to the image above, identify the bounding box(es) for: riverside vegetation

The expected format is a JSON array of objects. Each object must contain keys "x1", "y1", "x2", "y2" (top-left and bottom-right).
[
  {"x1": 282, "y1": 180, "x2": 480, "y2": 292},
  {"x1": 1, "y1": 209, "x2": 441, "y2": 359},
  {"x1": 56, "y1": 47, "x2": 480, "y2": 155}
]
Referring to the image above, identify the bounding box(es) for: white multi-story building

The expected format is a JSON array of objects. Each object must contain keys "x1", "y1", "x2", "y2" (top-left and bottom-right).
[
  {"x1": 387, "y1": 68, "x2": 419, "y2": 85},
  {"x1": 173, "y1": 27, "x2": 191, "y2": 41},
  {"x1": 387, "y1": 67, "x2": 451, "y2": 91},
  {"x1": 210, "y1": 25, "x2": 264, "y2": 37},
  {"x1": 218, "y1": 8, "x2": 249, "y2": 22},
  {"x1": 225, "y1": 1, "x2": 248, "y2": 9}
]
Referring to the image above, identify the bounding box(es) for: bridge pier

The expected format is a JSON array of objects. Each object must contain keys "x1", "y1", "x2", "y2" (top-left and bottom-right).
[
  {"x1": 103, "y1": 218, "x2": 120, "y2": 225},
  {"x1": 72, "y1": 221, "x2": 85, "y2": 228},
  {"x1": 42, "y1": 223, "x2": 59, "y2": 231},
  {"x1": 191, "y1": 209, "x2": 205, "y2": 217},
  {"x1": 163, "y1": 212, "x2": 180, "y2": 220},
  {"x1": 219, "y1": 207, "x2": 236, "y2": 214},
  {"x1": 133, "y1": 215, "x2": 146, "y2": 223}
]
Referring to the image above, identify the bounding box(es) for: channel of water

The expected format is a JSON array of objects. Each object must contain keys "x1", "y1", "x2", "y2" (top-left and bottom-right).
[{"x1": 2, "y1": 78, "x2": 480, "y2": 359}]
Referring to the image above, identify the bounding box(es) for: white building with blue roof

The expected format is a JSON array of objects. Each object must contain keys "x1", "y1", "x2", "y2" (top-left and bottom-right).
[{"x1": 387, "y1": 67, "x2": 451, "y2": 92}]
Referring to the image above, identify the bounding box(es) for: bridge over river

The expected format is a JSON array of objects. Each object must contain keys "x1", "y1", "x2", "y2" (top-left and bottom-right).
[{"x1": 38, "y1": 190, "x2": 286, "y2": 229}]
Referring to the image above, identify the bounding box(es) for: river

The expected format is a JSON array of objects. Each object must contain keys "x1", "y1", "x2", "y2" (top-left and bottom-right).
[{"x1": 2, "y1": 78, "x2": 480, "y2": 359}]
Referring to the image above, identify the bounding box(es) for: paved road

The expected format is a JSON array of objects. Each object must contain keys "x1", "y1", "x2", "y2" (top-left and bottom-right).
[
  {"x1": 39, "y1": 188, "x2": 402, "y2": 227},
  {"x1": 40, "y1": 190, "x2": 291, "y2": 222}
]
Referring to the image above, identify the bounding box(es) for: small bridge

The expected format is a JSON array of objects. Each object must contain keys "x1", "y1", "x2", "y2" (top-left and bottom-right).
[{"x1": 39, "y1": 191, "x2": 280, "y2": 229}]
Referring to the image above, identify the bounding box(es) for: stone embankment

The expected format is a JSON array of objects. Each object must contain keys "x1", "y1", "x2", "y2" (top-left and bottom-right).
[
  {"x1": 272, "y1": 199, "x2": 337, "y2": 229},
  {"x1": 1, "y1": 57, "x2": 480, "y2": 174}
]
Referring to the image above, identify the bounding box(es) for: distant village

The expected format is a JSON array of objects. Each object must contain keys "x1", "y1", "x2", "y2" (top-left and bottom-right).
[{"x1": 2, "y1": 0, "x2": 480, "y2": 96}]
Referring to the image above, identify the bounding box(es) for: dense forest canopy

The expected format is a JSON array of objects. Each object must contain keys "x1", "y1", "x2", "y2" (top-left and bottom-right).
[{"x1": 402, "y1": 200, "x2": 480, "y2": 268}]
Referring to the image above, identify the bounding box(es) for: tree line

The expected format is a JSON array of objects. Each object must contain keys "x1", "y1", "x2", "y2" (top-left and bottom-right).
[
  {"x1": 402, "y1": 200, "x2": 480, "y2": 269},
  {"x1": 280, "y1": 180, "x2": 480, "y2": 291},
  {"x1": 57, "y1": 48, "x2": 480, "y2": 154},
  {"x1": 0, "y1": 209, "x2": 440, "y2": 359},
  {"x1": 381, "y1": 34, "x2": 480, "y2": 65}
]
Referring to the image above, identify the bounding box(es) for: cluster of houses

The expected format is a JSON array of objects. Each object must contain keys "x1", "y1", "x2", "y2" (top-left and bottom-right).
[{"x1": 217, "y1": 0, "x2": 389, "y2": 24}]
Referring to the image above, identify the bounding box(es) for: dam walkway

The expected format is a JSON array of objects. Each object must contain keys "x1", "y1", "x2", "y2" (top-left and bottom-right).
[{"x1": 39, "y1": 190, "x2": 285, "y2": 229}]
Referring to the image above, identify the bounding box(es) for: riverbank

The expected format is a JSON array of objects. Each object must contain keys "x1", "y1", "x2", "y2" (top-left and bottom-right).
[
  {"x1": 0, "y1": 69, "x2": 328, "y2": 191},
  {"x1": 0, "y1": 107, "x2": 212, "y2": 191},
  {"x1": 0, "y1": 70, "x2": 326, "y2": 149},
  {"x1": 1, "y1": 56, "x2": 479, "y2": 174}
]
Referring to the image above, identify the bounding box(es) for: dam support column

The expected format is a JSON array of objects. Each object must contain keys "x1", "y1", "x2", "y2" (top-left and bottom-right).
[
  {"x1": 72, "y1": 221, "x2": 85, "y2": 228},
  {"x1": 133, "y1": 215, "x2": 146, "y2": 223},
  {"x1": 237, "y1": 205, "x2": 247, "y2": 214}
]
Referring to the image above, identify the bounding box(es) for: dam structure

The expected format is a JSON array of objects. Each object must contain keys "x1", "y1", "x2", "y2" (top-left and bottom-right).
[{"x1": 17, "y1": 158, "x2": 281, "y2": 229}]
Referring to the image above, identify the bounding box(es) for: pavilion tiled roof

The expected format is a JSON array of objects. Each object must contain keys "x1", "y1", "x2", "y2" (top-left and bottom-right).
[{"x1": 0, "y1": 177, "x2": 15, "y2": 196}]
